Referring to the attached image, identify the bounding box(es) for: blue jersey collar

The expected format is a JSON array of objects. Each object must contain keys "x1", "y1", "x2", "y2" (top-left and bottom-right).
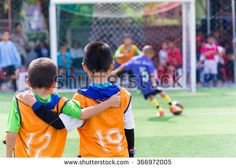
[
  {"x1": 78, "y1": 83, "x2": 120, "y2": 101},
  {"x1": 90, "y1": 82, "x2": 112, "y2": 88}
]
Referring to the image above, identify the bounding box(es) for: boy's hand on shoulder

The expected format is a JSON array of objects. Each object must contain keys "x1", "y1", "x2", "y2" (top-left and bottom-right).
[
  {"x1": 108, "y1": 93, "x2": 121, "y2": 108},
  {"x1": 17, "y1": 90, "x2": 37, "y2": 106}
]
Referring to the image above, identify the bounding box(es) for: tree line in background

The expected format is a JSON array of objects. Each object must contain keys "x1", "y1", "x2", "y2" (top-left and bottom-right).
[{"x1": 0, "y1": 0, "x2": 49, "y2": 29}]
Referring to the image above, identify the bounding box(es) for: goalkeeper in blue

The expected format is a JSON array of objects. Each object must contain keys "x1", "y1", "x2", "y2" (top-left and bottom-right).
[{"x1": 112, "y1": 45, "x2": 182, "y2": 117}]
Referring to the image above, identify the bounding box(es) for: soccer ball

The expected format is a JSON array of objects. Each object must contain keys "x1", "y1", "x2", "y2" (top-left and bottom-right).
[{"x1": 170, "y1": 101, "x2": 183, "y2": 116}]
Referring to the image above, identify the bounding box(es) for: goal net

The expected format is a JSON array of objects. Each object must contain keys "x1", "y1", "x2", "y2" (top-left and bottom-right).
[{"x1": 50, "y1": 0, "x2": 196, "y2": 92}]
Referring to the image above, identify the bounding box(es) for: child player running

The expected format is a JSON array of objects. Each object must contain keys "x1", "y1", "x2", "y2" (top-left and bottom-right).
[{"x1": 112, "y1": 45, "x2": 182, "y2": 117}]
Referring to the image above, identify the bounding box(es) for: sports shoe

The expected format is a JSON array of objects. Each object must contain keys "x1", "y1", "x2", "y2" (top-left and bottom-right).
[
  {"x1": 170, "y1": 104, "x2": 182, "y2": 113},
  {"x1": 157, "y1": 108, "x2": 165, "y2": 117}
]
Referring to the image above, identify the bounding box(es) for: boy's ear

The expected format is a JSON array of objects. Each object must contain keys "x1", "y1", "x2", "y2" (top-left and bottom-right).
[
  {"x1": 82, "y1": 63, "x2": 90, "y2": 73},
  {"x1": 26, "y1": 79, "x2": 32, "y2": 89},
  {"x1": 48, "y1": 81, "x2": 57, "y2": 94},
  {"x1": 51, "y1": 81, "x2": 57, "y2": 88},
  {"x1": 109, "y1": 61, "x2": 114, "y2": 71}
]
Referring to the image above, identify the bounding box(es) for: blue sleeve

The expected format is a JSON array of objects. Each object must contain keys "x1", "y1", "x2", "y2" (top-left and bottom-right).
[
  {"x1": 32, "y1": 101, "x2": 43, "y2": 111},
  {"x1": 148, "y1": 61, "x2": 156, "y2": 74},
  {"x1": 124, "y1": 59, "x2": 134, "y2": 72}
]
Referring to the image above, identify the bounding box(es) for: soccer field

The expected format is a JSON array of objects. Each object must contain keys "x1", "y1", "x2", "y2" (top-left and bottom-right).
[{"x1": 1, "y1": 88, "x2": 236, "y2": 157}]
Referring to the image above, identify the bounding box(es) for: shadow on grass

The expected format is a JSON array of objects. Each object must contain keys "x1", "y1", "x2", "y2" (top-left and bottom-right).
[
  {"x1": 148, "y1": 116, "x2": 174, "y2": 122},
  {"x1": 148, "y1": 113, "x2": 186, "y2": 123}
]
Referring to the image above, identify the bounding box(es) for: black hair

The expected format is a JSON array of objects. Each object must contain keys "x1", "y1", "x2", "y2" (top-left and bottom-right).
[
  {"x1": 28, "y1": 58, "x2": 57, "y2": 88},
  {"x1": 208, "y1": 34, "x2": 214, "y2": 38},
  {"x1": 83, "y1": 41, "x2": 113, "y2": 72},
  {"x1": 123, "y1": 33, "x2": 131, "y2": 39},
  {"x1": 15, "y1": 23, "x2": 21, "y2": 28}
]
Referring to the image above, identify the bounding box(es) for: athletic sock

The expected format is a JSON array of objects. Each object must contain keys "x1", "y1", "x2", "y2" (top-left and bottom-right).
[
  {"x1": 212, "y1": 74, "x2": 217, "y2": 86},
  {"x1": 204, "y1": 74, "x2": 210, "y2": 85},
  {"x1": 162, "y1": 94, "x2": 172, "y2": 106},
  {"x1": 150, "y1": 98, "x2": 161, "y2": 111}
]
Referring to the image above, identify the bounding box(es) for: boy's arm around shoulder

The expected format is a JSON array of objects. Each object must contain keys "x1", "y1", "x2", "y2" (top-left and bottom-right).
[
  {"x1": 18, "y1": 91, "x2": 121, "y2": 131},
  {"x1": 80, "y1": 93, "x2": 121, "y2": 120},
  {"x1": 58, "y1": 93, "x2": 121, "y2": 131}
]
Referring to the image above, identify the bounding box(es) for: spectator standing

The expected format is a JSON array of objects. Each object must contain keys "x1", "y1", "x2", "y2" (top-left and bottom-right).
[
  {"x1": 200, "y1": 35, "x2": 219, "y2": 86},
  {"x1": 25, "y1": 42, "x2": 37, "y2": 68},
  {"x1": 70, "y1": 40, "x2": 84, "y2": 69},
  {"x1": 158, "y1": 42, "x2": 168, "y2": 79},
  {"x1": 166, "y1": 42, "x2": 182, "y2": 76},
  {"x1": 216, "y1": 45, "x2": 227, "y2": 83},
  {"x1": 196, "y1": 31, "x2": 205, "y2": 84},
  {"x1": 159, "y1": 42, "x2": 168, "y2": 66},
  {"x1": 11, "y1": 23, "x2": 27, "y2": 66},
  {"x1": 57, "y1": 44, "x2": 71, "y2": 75},
  {"x1": 0, "y1": 31, "x2": 21, "y2": 91},
  {"x1": 35, "y1": 40, "x2": 50, "y2": 58},
  {"x1": 225, "y1": 49, "x2": 234, "y2": 82}
]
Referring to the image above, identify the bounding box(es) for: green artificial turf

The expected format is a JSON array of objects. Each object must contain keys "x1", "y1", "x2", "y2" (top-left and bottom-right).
[{"x1": 1, "y1": 87, "x2": 236, "y2": 157}]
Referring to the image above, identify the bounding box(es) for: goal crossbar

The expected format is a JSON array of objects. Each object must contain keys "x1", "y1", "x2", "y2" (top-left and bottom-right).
[{"x1": 51, "y1": 0, "x2": 194, "y2": 4}]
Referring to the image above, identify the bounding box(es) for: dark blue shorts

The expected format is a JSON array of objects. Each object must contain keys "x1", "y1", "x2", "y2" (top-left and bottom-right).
[{"x1": 143, "y1": 88, "x2": 162, "y2": 99}]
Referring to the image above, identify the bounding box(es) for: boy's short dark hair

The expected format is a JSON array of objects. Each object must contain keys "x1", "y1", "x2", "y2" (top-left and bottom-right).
[
  {"x1": 83, "y1": 41, "x2": 113, "y2": 72},
  {"x1": 208, "y1": 34, "x2": 214, "y2": 38},
  {"x1": 123, "y1": 33, "x2": 131, "y2": 39},
  {"x1": 15, "y1": 23, "x2": 21, "y2": 28},
  {"x1": 28, "y1": 58, "x2": 57, "y2": 89}
]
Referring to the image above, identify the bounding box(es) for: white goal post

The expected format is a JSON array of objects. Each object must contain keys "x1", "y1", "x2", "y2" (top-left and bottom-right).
[{"x1": 49, "y1": 0, "x2": 196, "y2": 92}]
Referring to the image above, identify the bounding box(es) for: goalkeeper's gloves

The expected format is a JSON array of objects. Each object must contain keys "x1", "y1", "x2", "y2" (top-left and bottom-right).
[{"x1": 129, "y1": 148, "x2": 136, "y2": 157}]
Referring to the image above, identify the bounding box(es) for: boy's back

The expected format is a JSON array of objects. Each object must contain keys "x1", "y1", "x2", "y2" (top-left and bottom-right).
[
  {"x1": 73, "y1": 85, "x2": 131, "y2": 157},
  {"x1": 6, "y1": 58, "x2": 73, "y2": 157},
  {"x1": 125, "y1": 55, "x2": 155, "y2": 76},
  {"x1": 14, "y1": 94, "x2": 68, "y2": 157}
]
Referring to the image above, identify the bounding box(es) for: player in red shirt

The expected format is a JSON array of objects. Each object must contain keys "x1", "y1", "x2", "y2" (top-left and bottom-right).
[
  {"x1": 200, "y1": 35, "x2": 219, "y2": 86},
  {"x1": 165, "y1": 42, "x2": 182, "y2": 86},
  {"x1": 167, "y1": 42, "x2": 182, "y2": 70}
]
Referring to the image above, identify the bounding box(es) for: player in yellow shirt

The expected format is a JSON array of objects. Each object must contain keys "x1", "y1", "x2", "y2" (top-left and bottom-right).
[
  {"x1": 114, "y1": 34, "x2": 142, "y2": 87},
  {"x1": 5, "y1": 58, "x2": 120, "y2": 157},
  {"x1": 114, "y1": 34, "x2": 141, "y2": 66}
]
